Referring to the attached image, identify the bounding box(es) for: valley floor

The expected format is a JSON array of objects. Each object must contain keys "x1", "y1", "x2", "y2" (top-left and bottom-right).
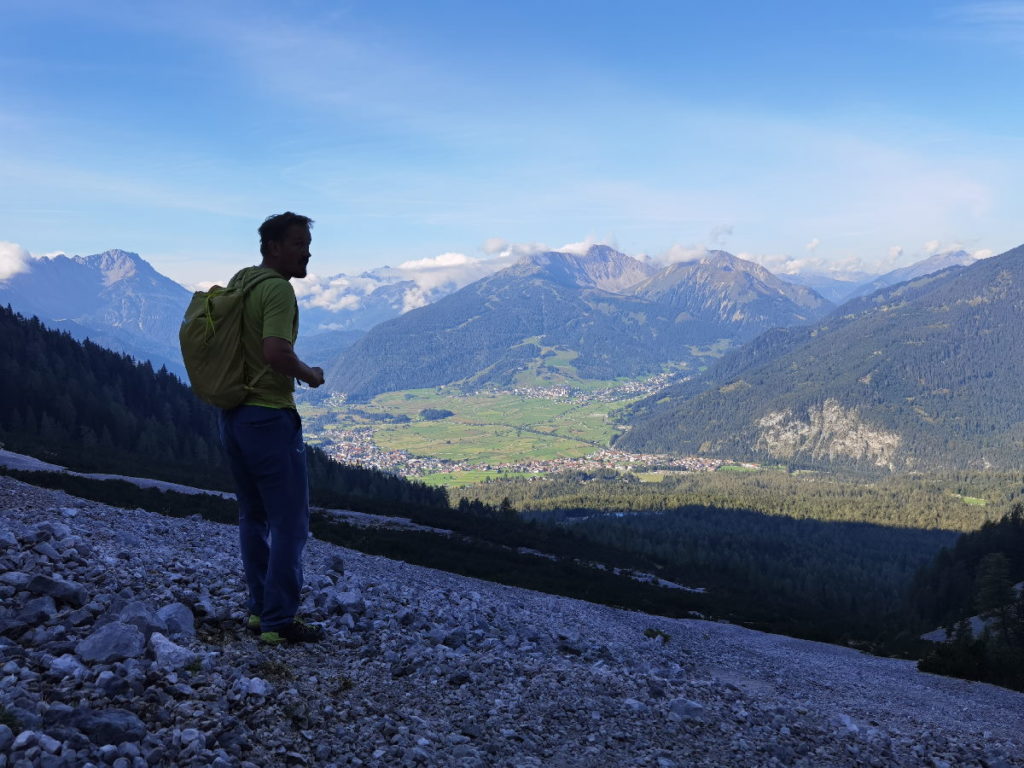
[{"x1": 1, "y1": 476, "x2": 1022, "y2": 767}]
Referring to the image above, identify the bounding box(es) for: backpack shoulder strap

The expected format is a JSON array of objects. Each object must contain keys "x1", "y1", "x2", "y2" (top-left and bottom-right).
[
  {"x1": 239, "y1": 270, "x2": 290, "y2": 393},
  {"x1": 240, "y1": 269, "x2": 287, "y2": 297}
]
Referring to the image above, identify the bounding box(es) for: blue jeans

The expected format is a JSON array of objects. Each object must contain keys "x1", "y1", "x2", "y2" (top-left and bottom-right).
[{"x1": 219, "y1": 405, "x2": 309, "y2": 632}]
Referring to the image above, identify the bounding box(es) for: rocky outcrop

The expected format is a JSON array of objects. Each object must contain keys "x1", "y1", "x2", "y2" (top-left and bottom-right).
[
  {"x1": 0, "y1": 475, "x2": 1022, "y2": 767},
  {"x1": 756, "y1": 399, "x2": 904, "y2": 470}
]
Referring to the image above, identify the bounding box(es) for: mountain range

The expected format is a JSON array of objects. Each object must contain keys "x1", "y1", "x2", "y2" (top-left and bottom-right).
[
  {"x1": 0, "y1": 250, "x2": 192, "y2": 376},
  {"x1": 777, "y1": 251, "x2": 978, "y2": 304},
  {"x1": 0, "y1": 243, "x2": 986, "y2": 412},
  {"x1": 325, "y1": 246, "x2": 833, "y2": 400},
  {"x1": 619, "y1": 244, "x2": 1024, "y2": 471}
]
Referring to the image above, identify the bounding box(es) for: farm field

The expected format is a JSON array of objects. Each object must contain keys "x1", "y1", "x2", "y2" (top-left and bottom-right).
[{"x1": 300, "y1": 384, "x2": 647, "y2": 466}]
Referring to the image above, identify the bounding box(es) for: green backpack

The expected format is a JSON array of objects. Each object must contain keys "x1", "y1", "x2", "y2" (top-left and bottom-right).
[{"x1": 178, "y1": 270, "x2": 284, "y2": 409}]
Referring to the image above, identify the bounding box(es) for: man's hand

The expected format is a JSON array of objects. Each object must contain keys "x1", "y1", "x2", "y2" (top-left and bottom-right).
[{"x1": 307, "y1": 366, "x2": 325, "y2": 388}]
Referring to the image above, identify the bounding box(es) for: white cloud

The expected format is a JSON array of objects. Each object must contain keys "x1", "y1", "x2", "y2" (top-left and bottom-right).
[
  {"x1": 911, "y1": 240, "x2": 974, "y2": 261},
  {"x1": 743, "y1": 252, "x2": 825, "y2": 275},
  {"x1": 401, "y1": 286, "x2": 430, "y2": 313},
  {"x1": 709, "y1": 224, "x2": 733, "y2": 244},
  {"x1": 661, "y1": 244, "x2": 708, "y2": 265},
  {"x1": 557, "y1": 236, "x2": 617, "y2": 256},
  {"x1": 736, "y1": 251, "x2": 876, "y2": 278},
  {"x1": 390, "y1": 250, "x2": 518, "y2": 294},
  {"x1": 972, "y1": 248, "x2": 995, "y2": 259},
  {"x1": 294, "y1": 272, "x2": 383, "y2": 311},
  {"x1": 491, "y1": 241, "x2": 548, "y2": 261},
  {"x1": 0, "y1": 242, "x2": 32, "y2": 280},
  {"x1": 805, "y1": 238, "x2": 821, "y2": 252},
  {"x1": 291, "y1": 246, "x2": 524, "y2": 313},
  {"x1": 946, "y1": 3, "x2": 1024, "y2": 42},
  {"x1": 888, "y1": 246, "x2": 904, "y2": 260},
  {"x1": 397, "y1": 252, "x2": 474, "y2": 271},
  {"x1": 482, "y1": 237, "x2": 509, "y2": 255}
]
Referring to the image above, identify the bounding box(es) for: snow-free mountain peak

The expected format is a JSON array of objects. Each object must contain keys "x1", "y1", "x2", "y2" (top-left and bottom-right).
[
  {"x1": 0, "y1": 248, "x2": 191, "y2": 375},
  {"x1": 71, "y1": 248, "x2": 154, "y2": 286},
  {"x1": 630, "y1": 250, "x2": 831, "y2": 330},
  {"x1": 509, "y1": 245, "x2": 657, "y2": 292},
  {"x1": 849, "y1": 249, "x2": 977, "y2": 300}
]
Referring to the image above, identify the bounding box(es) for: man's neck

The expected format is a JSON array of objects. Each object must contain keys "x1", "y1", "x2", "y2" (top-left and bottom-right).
[{"x1": 258, "y1": 261, "x2": 291, "y2": 280}]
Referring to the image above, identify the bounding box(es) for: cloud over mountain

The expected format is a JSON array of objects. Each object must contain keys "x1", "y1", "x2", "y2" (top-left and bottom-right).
[
  {"x1": 0, "y1": 242, "x2": 32, "y2": 281},
  {"x1": 293, "y1": 248, "x2": 523, "y2": 315}
]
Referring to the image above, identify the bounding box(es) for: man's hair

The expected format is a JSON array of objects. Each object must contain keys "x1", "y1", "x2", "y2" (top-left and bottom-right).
[{"x1": 259, "y1": 212, "x2": 314, "y2": 256}]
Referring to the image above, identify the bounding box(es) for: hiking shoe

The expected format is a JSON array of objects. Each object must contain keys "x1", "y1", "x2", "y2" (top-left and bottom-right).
[
  {"x1": 246, "y1": 614, "x2": 261, "y2": 635},
  {"x1": 259, "y1": 619, "x2": 325, "y2": 645}
]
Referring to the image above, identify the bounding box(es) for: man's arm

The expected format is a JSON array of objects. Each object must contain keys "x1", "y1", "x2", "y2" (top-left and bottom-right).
[{"x1": 262, "y1": 337, "x2": 325, "y2": 387}]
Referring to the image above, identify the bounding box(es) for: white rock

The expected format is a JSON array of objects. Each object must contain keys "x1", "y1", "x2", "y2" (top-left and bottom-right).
[
  {"x1": 248, "y1": 677, "x2": 273, "y2": 697},
  {"x1": 50, "y1": 653, "x2": 86, "y2": 680},
  {"x1": 149, "y1": 632, "x2": 197, "y2": 671},
  {"x1": 833, "y1": 713, "x2": 860, "y2": 735}
]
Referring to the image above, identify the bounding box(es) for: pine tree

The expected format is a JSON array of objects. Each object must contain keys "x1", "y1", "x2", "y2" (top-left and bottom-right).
[{"x1": 975, "y1": 552, "x2": 1014, "y2": 641}]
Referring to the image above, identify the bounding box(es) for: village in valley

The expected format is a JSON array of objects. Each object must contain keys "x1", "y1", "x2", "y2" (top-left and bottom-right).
[
  {"x1": 320, "y1": 427, "x2": 730, "y2": 478},
  {"x1": 303, "y1": 377, "x2": 747, "y2": 481}
]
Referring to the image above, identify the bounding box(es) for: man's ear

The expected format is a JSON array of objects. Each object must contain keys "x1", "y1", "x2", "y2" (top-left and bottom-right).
[{"x1": 263, "y1": 239, "x2": 282, "y2": 263}]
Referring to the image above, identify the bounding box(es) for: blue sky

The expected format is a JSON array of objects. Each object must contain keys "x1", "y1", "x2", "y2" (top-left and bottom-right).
[{"x1": 2, "y1": 0, "x2": 1023, "y2": 286}]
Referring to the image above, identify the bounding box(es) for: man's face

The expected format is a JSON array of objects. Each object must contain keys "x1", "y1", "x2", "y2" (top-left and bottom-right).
[{"x1": 267, "y1": 225, "x2": 312, "y2": 279}]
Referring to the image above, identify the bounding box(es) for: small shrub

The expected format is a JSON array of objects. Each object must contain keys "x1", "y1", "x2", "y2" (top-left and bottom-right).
[
  {"x1": 334, "y1": 675, "x2": 354, "y2": 694},
  {"x1": 252, "y1": 658, "x2": 293, "y2": 681},
  {"x1": 644, "y1": 627, "x2": 671, "y2": 644}
]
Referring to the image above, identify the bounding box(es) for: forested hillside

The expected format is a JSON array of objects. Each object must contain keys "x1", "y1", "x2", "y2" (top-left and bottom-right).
[
  {"x1": 620, "y1": 244, "x2": 1024, "y2": 471},
  {"x1": 463, "y1": 469, "x2": 1014, "y2": 531},
  {"x1": 910, "y1": 506, "x2": 1024, "y2": 630},
  {"x1": 0, "y1": 305, "x2": 446, "y2": 511},
  {"x1": 458, "y1": 469, "x2": 1024, "y2": 647},
  {"x1": 911, "y1": 507, "x2": 1024, "y2": 690},
  {"x1": 459, "y1": 469, "x2": 983, "y2": 643}
]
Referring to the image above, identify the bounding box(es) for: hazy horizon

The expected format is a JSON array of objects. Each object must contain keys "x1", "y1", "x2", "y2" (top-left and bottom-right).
[{"x1": 1, "y1": 1, "x2": 1021, "y2": 286}]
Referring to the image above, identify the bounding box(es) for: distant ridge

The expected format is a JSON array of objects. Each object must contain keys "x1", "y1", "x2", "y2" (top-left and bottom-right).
[
  {"x1": 631, "y1": 251, "x2": 829, "y2": 333},
  {"x1": 0, "y1": 249, "x2": 191, "y2": 376},
  {"x1": 780, "y1": 250, "x2": 978, "y2": 304},
  {"x1": 326, "y1": 246, "x2": 832, "y2": 400},
  {"x1": 849, "y1": 249, "x2": 977, "y2": 300},
  {"x1": 619, "y1": 243, "x2": 1024, "y2": 471}
]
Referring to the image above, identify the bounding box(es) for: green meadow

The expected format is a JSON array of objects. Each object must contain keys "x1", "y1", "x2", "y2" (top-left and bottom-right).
[
  {"x1": 417, "y1": 470, "x2": 533, "y2": 488},
  {"x1": 302, "y1": 386, "x2": 644, "y2": 464}
]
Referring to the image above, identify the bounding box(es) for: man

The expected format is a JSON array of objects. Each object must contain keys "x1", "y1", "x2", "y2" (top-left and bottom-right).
[{"x1": 219, "y1": 212, "x2": 326, "y2": 645}]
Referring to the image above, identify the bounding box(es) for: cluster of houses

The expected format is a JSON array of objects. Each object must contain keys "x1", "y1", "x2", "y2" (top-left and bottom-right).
[
  {"x1": 324, "y1": 428, "x2": 733, "y2": 479},
  {"x1": 496, "y1": 373, "x2": 680, "y2": 405}
]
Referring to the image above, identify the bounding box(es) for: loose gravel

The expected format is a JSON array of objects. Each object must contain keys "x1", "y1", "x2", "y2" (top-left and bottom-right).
[{"x1": 0, "y1": 475, "x2": 1021, "y2": 767}]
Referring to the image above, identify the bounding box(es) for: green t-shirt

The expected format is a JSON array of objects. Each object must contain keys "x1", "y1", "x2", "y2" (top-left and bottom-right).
[{"x1": 228, "y1": 266, "x2": 299, "y2": 410}]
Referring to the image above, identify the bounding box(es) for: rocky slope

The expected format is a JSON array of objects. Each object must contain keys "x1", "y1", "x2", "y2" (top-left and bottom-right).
[{"x1": 1, "y1": 475, "x2": 1021, "y2": 768}]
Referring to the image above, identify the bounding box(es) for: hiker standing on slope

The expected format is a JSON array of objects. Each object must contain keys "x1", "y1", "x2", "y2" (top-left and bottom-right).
[{"x1": 219, "y1": 212, "x2": 325, "y2": 644}]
